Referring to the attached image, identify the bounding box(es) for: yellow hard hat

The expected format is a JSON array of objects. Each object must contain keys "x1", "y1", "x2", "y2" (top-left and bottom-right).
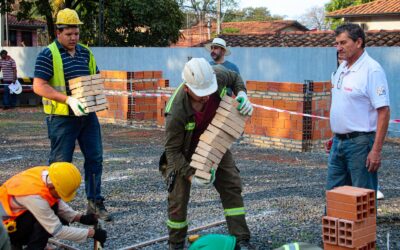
[
  {"x1": 55, "y1": 8, "x2": 83, "y2": 25},
  {"x1": 48, "y1": 162, "x2": 82, "y2": 202}
]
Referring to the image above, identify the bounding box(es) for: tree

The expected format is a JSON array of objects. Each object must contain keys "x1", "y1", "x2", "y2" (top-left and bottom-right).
[
  {"x1": 298, "y1": 6, "x2": 328, "y2": 30},
  {"x1": 0, "y1": 0, "x2": 184, "y2": 46},
  {"x1": 101, "y1": 0, "x2": 184, "y2": 46},
  {"x1": 325, "y1": 0, "x2": 375, "y2": 29},
  {"x1": 224, "y1": 7, "x2": 284, "y2": 22},
  {"x1": 178, "y1": 0, "x2": 238, "y2": 25}
]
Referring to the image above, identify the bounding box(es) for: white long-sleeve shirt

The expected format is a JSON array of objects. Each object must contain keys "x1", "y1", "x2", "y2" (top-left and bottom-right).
[{"x1": 10, "y1": 195, "x2": 89, "y2": 242}]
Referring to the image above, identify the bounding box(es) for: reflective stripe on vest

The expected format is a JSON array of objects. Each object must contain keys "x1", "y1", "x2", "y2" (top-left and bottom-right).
[
  {"x1": 0, "y1": 167, "x2": 58, "y2": 221},
  {"x1": 224, "y1": 207, "x2": 245, "y2": 217},
  {"x1": 165, "y1": 82, "x2": 184, "y2": 113},
  {"x1": 166, "y1": 219, "x2": 188, "y2": 229},
  {"x1": 220, "y1": 86, "x2": 227, "y2": 98},
  {"x1": 43, "y1": 42, "x2": 96, "y2": 115},
  {"x1": 284, "y1": 243, "x2": 300, "y2": 250},
  {"x1": 185, "y1": 122, "x2": 195, "y2": 131}
]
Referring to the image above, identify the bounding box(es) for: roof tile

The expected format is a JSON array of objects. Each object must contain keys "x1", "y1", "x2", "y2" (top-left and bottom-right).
[
  {"x1": 194, "y1": 30, "x2": 400, "y2": 47},
  {"x1": 327, "y1": 0, "x2": 400, "y2": 17}
]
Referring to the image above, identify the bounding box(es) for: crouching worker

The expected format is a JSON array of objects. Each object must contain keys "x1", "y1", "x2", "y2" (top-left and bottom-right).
[{"x1": 0, "y1": 162, "x2": 107, "y2": 249}]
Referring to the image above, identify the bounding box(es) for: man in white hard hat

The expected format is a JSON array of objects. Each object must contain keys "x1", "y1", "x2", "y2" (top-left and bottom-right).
[
  {"x1": 32, "y1": 8, "x2": 112, "y2": 221},
  {"x1": 159, "y1": 58, "x2": 253, "y2": 250},
  {"x1": 205, "y1": 38, "x2": 241, "y2": 96}
]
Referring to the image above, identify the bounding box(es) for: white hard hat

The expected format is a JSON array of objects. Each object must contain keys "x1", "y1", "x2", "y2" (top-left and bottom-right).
[
  {"x1": 182, "y1": 58, "x2": 218, "y2": 97},
  {"x1": 205, "y1": 38, "x2": 231, "y2": 56},
  {"x1": 9, "y1": 80, "x2": 22, "y2": 94}
]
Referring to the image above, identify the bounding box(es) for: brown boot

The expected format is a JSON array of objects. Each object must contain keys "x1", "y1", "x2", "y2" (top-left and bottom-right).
[
  {"x1": 87, "y1": 200, "x2": 113, "y2": 221},
  {"x1": 168, "y1": 241, "x2": 185, "y2": 250}
]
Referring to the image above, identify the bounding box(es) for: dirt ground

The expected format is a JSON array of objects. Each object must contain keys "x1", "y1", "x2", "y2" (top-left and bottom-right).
[{"x1": 0, "y1": 107, "x2": 399, "y2": 249}]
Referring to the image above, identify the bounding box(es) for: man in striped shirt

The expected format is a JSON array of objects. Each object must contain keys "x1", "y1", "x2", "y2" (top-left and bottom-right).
[
  {"x1": 33, "y1": 8, "x2": 112, "y2": 221},
  {"x1": 0, "y1": 50, "x2": 17, "y2": 110}
]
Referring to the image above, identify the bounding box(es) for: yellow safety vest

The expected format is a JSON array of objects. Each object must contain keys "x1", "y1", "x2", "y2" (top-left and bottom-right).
[{"x1": 42, "y1": 41, "x2": 97, "y2": 115}]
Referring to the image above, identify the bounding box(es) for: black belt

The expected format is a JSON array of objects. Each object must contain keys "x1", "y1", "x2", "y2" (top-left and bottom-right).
[{"x1": 335, "y1": 131, "x2": 375, "y2": 140}]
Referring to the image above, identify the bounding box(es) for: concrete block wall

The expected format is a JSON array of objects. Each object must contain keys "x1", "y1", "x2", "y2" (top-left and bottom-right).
[{"x1": 323, "y1": 186, "x2": 376, "y2": 250}]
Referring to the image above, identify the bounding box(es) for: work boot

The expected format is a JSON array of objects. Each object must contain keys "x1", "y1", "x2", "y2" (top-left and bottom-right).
[
  {"x1": 236, "y1": 239, "x2": 254, "y2": 250},
  {"x1": 87, "y1": 200, "x2": 113, "y2": 221},
  {"x1": 168, "y1": 241, "x2": 185, "y2": 250}
]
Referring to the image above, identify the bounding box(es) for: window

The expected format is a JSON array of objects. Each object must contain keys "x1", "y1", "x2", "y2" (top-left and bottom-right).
[
  {"x1": 21, "y1": 31, "x2": 33, "y2": 46},
  {"x1": 8, "y1": 30, "x2": 17, "y2": 46}
]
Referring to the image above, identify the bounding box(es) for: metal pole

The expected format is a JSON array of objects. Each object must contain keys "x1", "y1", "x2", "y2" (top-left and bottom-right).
[
  {"x1": 5, "y1": 0, "x2": 9, "y2": 46},
  {"x1": 216, "y1": 0, "x2": 221, "y2": 35},
  {"x1": 98, "y1": 0, "x2": 104, "y2": 46}
]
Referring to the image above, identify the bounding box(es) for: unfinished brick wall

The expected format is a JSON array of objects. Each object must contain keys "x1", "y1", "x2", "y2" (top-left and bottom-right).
[
  {"x1": 242, "y1": 80, "x2": 332, "y2": 152},
  {"x1": 97, "y1": 70, "x2": 165, "y2": 127},
  {"x1": 96, "y1": 70, "x2": 332, "y2": 152}
]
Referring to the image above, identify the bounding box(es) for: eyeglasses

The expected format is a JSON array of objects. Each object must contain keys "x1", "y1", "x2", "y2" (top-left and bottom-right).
[{"x1": 336, "y1": 72, "x2": 344, "y2": 89}]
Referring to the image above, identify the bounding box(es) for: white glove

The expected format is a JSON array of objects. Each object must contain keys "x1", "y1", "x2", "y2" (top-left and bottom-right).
[
  {"x1": 191, "y1": 168, "x2": 216, "y2": 188},
  {"x1": 235, "y1": 91, "x2": 253, "y2": 116},
  {"x1": 66, "y1": 96, "x2": 87, "y2": 116}
]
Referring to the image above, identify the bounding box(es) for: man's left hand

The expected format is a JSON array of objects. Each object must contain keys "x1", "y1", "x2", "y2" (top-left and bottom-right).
[
  {"x1": 366, "y1": 150, "x2": 381, "y2": 172},
  {"x1": 80, "y1": 213, "x2": 99, "y2": 225},
  {"x1": 235, "y1": 91, "x2": 253, "y2": 116}
]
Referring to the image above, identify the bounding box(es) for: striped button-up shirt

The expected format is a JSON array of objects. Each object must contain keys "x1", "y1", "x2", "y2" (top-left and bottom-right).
[
  {"x1": 0, "y1": 56, "x2": 16, "y2": 82},
  {"x1": 34, "y1": 40, "x2": 99, "y2": 95}
]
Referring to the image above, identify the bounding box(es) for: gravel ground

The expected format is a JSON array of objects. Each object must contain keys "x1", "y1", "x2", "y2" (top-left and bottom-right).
[{"x1": 0, "y1": 107, "x2": 399, "y2": 250}]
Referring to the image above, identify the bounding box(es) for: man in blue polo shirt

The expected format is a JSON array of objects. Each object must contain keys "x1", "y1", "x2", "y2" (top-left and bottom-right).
[
  {"x1": 205, "y1": 38, "x2": 241, "y2": 96},
  {"x1": 33, "y1": 8, "x2": 112, "y2": 221}
]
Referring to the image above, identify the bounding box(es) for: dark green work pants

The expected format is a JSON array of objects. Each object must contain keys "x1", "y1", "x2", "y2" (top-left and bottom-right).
[{"x1": 166, "y1": 150, "x2": 251, "y2": 244}]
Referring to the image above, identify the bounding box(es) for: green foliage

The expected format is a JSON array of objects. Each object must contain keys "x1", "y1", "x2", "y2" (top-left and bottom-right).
[
  {"x1": 222, "y1": 27, "x2": 240, "y2": 33},
  {"x1": 224, "y1": 7, "x2": 283, "y2": 22},
  {"x1": 101, "y1": 0, "x2": 184, "y2": 46},
  {"x1": 0, "y1": 0, "x2": 183, "y2": 46}
]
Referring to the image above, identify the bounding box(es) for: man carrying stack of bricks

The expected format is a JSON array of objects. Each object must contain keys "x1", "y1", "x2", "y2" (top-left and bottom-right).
[
  {"x1": 33, "y1": 8, "x2": 111, "y2": 221},
  {"x1": 327, "y1": 24, "x2": 390, "y2": 194},
  {"x1": 159, "y1": 58, "x2": 253, "y2": 250}
]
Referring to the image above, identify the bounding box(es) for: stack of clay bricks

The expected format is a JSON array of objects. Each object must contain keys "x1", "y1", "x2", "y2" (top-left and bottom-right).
[
  {"x1": 190, "y1": 95, "x2": 246, "y2": 181},
  {"x1": 69, "y1": 74, "x2": 108, "y2": 113},
  {"x1": 323, "y1": 186, "x2": 376, "y2": 250}
]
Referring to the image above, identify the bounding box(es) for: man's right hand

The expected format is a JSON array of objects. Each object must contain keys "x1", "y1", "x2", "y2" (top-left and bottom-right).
[
  {"x1": 93, "y1": 228, "x2": 107, "y2": 247},
  {"x1": 191, "y1": 168, "x2": 216, "y2": 188},
  {"x1": 66, "y1": 96, "x2": 87, "y2": 116},
  {"x1": 325, "y1": 137, "x2": 333, "y2": 153}
]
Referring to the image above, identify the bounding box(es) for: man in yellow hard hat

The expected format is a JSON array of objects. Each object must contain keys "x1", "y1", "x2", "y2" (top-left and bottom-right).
[
  {"x1": 0, "y1": 162, "x2": 107, "y2": 249},
  {"x1": 33, "y1": 8, "x2": 112, "y2": 221}
]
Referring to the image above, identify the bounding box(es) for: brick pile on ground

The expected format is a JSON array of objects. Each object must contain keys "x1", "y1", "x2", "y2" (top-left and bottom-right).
[{"x1": 323, "y1": 186, "x2": 376, "y2": 250}]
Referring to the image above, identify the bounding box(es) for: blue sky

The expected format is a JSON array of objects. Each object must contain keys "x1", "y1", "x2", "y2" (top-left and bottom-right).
[{"x1": 239, "y1": 0, "x2": 331, "y2": 20}]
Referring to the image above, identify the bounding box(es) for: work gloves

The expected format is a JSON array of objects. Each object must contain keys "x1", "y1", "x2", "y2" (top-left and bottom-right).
[
  {"x1": 235, "y1": 91, "x2": 253, "y2": 116},
  {"x1": 80, "y1": 214, "x2": 98, "y2": 225},
  {"x1": 66, "y1": 96, "x2": 87, "y2": 116},
  {"x1": 93, "y1": 228, "x2": 107, "y2": 247},
  {"x1": 191, "y1": 168, "x2": 216, "y2": 188}
]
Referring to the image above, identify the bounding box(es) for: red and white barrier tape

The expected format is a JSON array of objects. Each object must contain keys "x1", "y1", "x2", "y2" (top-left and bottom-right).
[
  {"x1": 252, "y1": 103, "x2": 329, "y2": 120},
  {"x1": 104, "y1": 90, "x2": 400, "y2": 124},
  {"x1": 104, "y1": 90, "x2": 171, "y2": 98}
]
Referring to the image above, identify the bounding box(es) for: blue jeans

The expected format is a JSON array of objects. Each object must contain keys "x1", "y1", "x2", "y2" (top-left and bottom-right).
[
  {"x1": 46, "y1": 112, "x2": 104, "y2": 200},
  {"x1": 2, "y1": 81, "x2": 17, "y2": 107},
  {"x1": 326, "y1": 133, "x2": 377, "y2": 191}
]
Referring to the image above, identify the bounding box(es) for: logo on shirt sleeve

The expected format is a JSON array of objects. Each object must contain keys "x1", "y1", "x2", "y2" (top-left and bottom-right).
[{"x1": 376, "y1": 86, "x2": 386, "y2": 96}]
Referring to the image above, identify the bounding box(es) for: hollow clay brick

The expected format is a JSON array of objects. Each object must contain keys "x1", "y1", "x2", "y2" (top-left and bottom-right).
[
  {"x1": 336, "y1": 186, "x2": 376, "y2": 217},
  {"x1": 327, "y1": 207, "x2": 366, "y2": 222},
  {"x1": 322, "y1": 216, "x2": 338, "y2": 245}
]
